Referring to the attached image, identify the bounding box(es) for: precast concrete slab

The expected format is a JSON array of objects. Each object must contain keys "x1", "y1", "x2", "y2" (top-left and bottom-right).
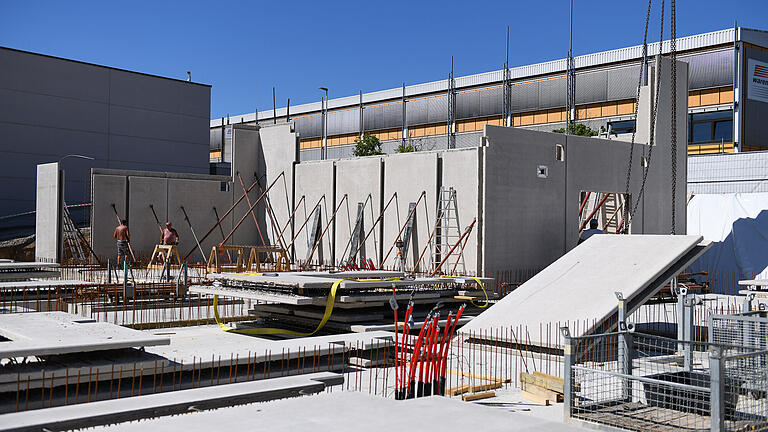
[
  {"x1": 0, "y1": 372, "x2": 342, "y2": 432},
  {"x1": 143, "y1": 325, "x2": 393, "y2": 364},
  {"x1": 84, "y1": 390, "x2": 581, "y2": 432},
  {"x1": 0, "y1": 312, "x2": 170, "y2": 358},
  {"x1": 460, "y1": 235, "x2": 711, "y2": 344}
]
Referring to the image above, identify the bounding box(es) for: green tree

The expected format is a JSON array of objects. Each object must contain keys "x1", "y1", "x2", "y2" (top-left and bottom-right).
[
  {"x1": 552, "y1": 123, "x2": 598, "y2": 137},
  {"x1": 395, "y1": 142, "x2": 416, "y2": 153},
  {"x1": 353, "y1": 133, "x2": 384, "y2": 157}
]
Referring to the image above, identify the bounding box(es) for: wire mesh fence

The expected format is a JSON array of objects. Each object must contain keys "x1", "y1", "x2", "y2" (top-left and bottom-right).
[{"x1": 565, "y1": 329, "x2": 768, "y2": 432}]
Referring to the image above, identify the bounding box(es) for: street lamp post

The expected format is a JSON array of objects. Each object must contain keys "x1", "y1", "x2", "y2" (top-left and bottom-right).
[{"x1": 319, "y1": 87, "x2": 328, "y2": 160}]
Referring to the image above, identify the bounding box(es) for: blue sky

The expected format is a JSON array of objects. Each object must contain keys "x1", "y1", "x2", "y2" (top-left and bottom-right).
[{"x1": 1, "y1": 0, "x2": 765, "y2": 120}]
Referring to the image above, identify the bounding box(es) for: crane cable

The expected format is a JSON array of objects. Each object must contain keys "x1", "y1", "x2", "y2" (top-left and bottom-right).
[
  {"x1": 670, "y1": 0, "x2": 678, "y2": 234},
  {"x1": 623, "y1": 0, "x2": 665, "y2": 232}
]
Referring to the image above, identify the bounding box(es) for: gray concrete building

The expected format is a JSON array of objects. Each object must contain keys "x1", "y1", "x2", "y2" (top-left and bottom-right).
[{"x1": 0, "y1": 47, "x2": 211, "y2": 240}]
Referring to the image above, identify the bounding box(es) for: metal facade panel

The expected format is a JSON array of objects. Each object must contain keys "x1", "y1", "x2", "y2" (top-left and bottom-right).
[
  {"x1": 364, "y1": 102, "x2": 403, "y2": 131},
  {"x1": 456, "y1": 89, "x2": 480, "y2": 119},
  {"x1": 294, "y1": 115, "x2": 322, "y2": 138},
  {"x1": 683, "y1": 49, "x2": 733, "y2": 89},
  {"x1": 575, "y1": 70, "x2": 608, "y2": 104},
  {"x1": 607, "y1": 65, "x2": 641, "y2": 100},
  {"x1": 327, "y1": 109, "x2": 359, "y2": 135},
  {"x1": 426, "y1": 95, "x2": 448, "y2": 124},
  {"x1": 480, "y1": 86, "x2": 503, "y2": 117},
  {"x1": 511, "y1": 81, "x2": 538, "y2": 112},
  {"x1": 406, "y1": 98, "x2": 428, "y2": 126},
  {"x1": 538, "y1": 77, "x2": 567, "y2": 109}
]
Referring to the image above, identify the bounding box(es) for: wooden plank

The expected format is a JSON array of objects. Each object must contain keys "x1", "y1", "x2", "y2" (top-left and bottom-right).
[
  {"x1": 462, "y1": 391, "x2": 495, "y2": 402},
  {"x1": 521, "y1": 381, "x2": 563, "y2": 403},
  {"x1": 521, "y1": 390, "x2": 550, "y2": 406},
  {"x1": 469, "y1": 382, "x2": 502, "y2": 392},
  {"x1": 522, "y1": 371, "x2": 579, "y2": 393},
  {"x1": 446, "y1": 384, "x2": 470, "y2": 396},
  {"x1": 521, "y1": 372, "x2": 562, "y2": 394},
  {"x1": 446, "y1": 368, "x2": 509, "y2": 383}
]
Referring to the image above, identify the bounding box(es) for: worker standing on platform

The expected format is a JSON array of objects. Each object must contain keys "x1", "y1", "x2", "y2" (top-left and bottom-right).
[
  {"x1": 113, "y1": 219, "x2": 131, "y2": 265},
  {"x1": 578, "y1": 219, "x2": 605, "y2": 244},
  {"x1": 161, "y1": 222, "x2": 180, "y2": 245}
]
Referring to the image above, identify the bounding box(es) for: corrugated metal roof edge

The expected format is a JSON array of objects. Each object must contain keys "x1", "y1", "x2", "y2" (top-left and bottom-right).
[{"x1": 211, "y1": 27, "x2": 751, "y2": 128}]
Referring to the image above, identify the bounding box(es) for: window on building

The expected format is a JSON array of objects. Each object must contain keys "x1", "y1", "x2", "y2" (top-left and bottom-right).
[
  {"x1": 689, "y1": 110, "x2": 733, "y2": 143},
  {"x1": 608, "y1": 120, "x2": 635, "y2": 134}
]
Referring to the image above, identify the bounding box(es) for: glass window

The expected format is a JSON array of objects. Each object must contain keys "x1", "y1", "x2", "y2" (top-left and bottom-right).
[
  {"x1": 691, "y1": 111, "x2": 732, "y2": 122},
  {"x1": 713, "y1": 120, "x2": 733, "y2": 141},
  {"x1": 691, "y1": 123, "x2": 712, "y2": 143},
  {"x1": 608, "y1": 120, "x2": 635, "y2": 134}
]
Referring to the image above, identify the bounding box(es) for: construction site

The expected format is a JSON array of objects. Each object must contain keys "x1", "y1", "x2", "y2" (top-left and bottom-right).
[{"x1": 2, "y1": 2, "x2": 768, "y2": 431}]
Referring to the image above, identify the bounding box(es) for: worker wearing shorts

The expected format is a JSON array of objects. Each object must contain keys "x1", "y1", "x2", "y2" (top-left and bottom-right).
[{"x1": 114, "y1": 219, "x2": 131, "y2": 265}]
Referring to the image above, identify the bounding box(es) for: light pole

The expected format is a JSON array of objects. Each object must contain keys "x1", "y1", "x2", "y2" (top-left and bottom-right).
[{"x1": 319, "y1": 87, "x2": 328, "y2": 159}]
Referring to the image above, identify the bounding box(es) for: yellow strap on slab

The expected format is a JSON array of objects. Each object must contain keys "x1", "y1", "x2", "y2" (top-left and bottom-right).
[
  {"x1": 213, "y1": 278, "x2": 344, "y2": 336},
  {"x1": 450, "y1": 275, "x2": 489, "y2": 308}
]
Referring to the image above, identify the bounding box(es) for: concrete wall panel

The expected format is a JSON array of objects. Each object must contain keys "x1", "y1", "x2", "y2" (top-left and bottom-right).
[
  {"x1": 230, "y1": 126, "x2": 262, "y2": 247},
  {"x1": 382, "y1": 152, "x2": 438, "y2": 270},
  {"x1": 482, "y1": 126, "x2": 567, "y2": 276},
  {"x1": 258, "y1": 124, "x2": 298, "y2": 249},
  {"x1": 91, "y1": 174, "x2": 127, "y2": 261},
  {"x1": 127, "y1": 176, "x2": 168, "y2": 259},
  {"x1": 439, "y1": 148, "x2": 480, "y2": 274},
  {"x1": 167, "y1": 178, "x2": 233, "y2": 264},
  {"x1": 35, "y1": 163, "x2": 61, "y2": 261},
  {"x1": 334, "y1": 157, "x2": 383, "y2": 265},
  {"x1": 293, "y1": 161, "x2": 335, "y2": 266}
]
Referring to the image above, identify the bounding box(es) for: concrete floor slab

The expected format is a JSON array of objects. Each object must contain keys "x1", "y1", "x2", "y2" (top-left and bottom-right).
[
  {"x1": 1, "y1": 372, "x2": 341, "y2": 432},
  {"x1": 0, "y1": 312, "x2": 170, "y2": 358},
  {"x1": 84, "y1": 390, "x2": 581, "y2": 432},
  {"x1": 460, "y1": 235, "x2": 711, "y2": 343},
  {"x1": 142, "y1": 325, "x2": 394, "y2": 365}
]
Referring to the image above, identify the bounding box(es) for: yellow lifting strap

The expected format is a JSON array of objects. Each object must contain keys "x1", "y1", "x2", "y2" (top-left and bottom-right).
[
  {"x1": 454, "y1": 275, "x2": 489, "y2": 309},
  {"x1": 213, "y1": 278, "x2": 345, "y2": 336}
]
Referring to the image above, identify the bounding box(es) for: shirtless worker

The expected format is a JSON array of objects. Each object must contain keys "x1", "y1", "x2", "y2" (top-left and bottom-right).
[
  {"x1": 113, "y1": 219, "x2": 131, "y2": 265},
  {"x1": 160, "y1": 222, "x2": 180, "y2": 245}
]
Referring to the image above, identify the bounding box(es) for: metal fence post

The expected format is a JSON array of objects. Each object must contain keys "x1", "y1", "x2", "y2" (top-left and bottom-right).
[
  {"x1": 561, "y1": 326, "x2": 573, "y2": 422},
  {"x1": 710, "y1": 346, "x2": 725, "y2": 432},
  {"x1": 616, "y1": 292, "x2": 632, "y2": 401}
]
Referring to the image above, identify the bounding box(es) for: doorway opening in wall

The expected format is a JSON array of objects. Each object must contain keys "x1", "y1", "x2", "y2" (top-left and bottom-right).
[{"x1": 577, "y1": 191, "x2": 630, "y2": 242}]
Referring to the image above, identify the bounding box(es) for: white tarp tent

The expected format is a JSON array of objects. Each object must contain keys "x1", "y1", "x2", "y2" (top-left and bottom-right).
[{"x1": 687, "y1": 193, "x2": 768, "y2": 290}]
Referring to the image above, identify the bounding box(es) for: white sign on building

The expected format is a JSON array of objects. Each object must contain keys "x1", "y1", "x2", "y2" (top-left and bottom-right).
[{"x1": 748, "y1": 58, "x2": 768, "y2": 104}]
